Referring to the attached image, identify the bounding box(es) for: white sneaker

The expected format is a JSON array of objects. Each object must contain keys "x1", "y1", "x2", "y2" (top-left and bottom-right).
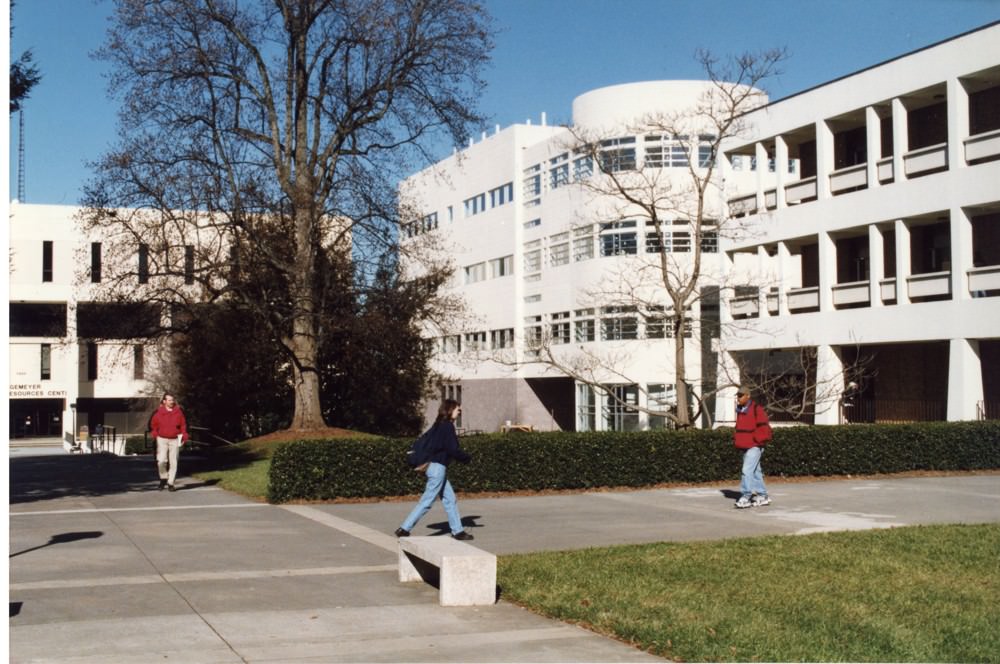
[
  {"x1": 752, "y1": 495, "x2": 771, "y2": 507},
  {"x1": 735, "y1": 496, "x2": 753, "y2": 509}
]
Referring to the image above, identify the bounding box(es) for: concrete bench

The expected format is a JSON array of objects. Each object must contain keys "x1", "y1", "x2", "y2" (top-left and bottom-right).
[{"x1": 398, "y1": 536, "x2": 496, "y2": 606}]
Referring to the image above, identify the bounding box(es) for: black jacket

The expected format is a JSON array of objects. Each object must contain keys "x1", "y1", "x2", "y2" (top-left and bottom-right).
[{"x1": 425, "y1": 421, "x2": 472, "y2": 466}]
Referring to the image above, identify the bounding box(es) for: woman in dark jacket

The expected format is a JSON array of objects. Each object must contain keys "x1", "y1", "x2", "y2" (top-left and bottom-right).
[{"x1": 395, "y1": 399, "x2": 474, "y2": 540}]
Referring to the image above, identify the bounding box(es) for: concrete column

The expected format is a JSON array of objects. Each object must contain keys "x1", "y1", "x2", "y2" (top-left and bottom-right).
[
  {"x1": 777, "y1": 241, "x2": 791, "y2": 316},
  {"x1": 950, "y1": 205, "x2": 974, "y2": 300},
  {"x1": 892, "y1": 98, "x2": 909, "y2": 182},
  {"x1": 816, "y1": 120, "x2": 834, "y2": 199},
  {"x1": 865, "y1": 106, "x2": 882, "y2": 190},
  {"x1": 868, "y1": 224, "x2": 884, "y2": 308},
  {"x1": 755, "y1": 142, "x2": 768, "y2": 211},
  {"x1": 894, "y1": 219, "x2": 911, "y2": 305},
  {"x1": 814, "y1": 344, "x2": 845, "y2": 425},
  {"x1": 720, "y1": 251, "x2": 735, "y2": 326},
  {"x1": 774, "y1": 136, "x2": 788, "y2": 208},
  {"x1": 818, "y1": 231, "x2": 836, "y2": 312},
  {"x1": 947, "y1": 338, "x2": 983, "y2": 421},
  {"x1": 714, "y1": 350, "x2": 740, "y2": 427},
  {"x1": 757, "y1": 245, "x2": 771, "y2": 318},
  {"x1": 947, "y1": 77, "x2": 969, "y2": 170}
]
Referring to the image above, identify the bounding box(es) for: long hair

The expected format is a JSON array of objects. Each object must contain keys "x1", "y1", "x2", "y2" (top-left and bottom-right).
[{"x1": 436, "y1": 399, "x2": 460, "y2": 424}]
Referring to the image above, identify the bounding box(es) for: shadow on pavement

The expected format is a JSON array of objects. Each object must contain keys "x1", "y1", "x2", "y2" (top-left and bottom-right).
[
  {"x1": 9, "y1": 453, "x2": 225, "y2": 504},
  {"x1": 10, "y1": 531, "x2": 104, "y2": 558}
]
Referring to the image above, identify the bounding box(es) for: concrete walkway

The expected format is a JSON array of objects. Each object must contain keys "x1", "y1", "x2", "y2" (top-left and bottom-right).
[{"x1": 9, "y1": 450, "x2": 1000, "y2": 663}]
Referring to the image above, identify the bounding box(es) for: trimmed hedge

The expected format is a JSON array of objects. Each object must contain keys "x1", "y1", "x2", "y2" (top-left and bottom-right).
[{"x1": 266, "y1": 420, "x2": 1000, "y2": 503}]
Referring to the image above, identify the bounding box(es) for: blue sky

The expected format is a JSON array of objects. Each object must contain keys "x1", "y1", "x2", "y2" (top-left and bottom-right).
[{"x1": 8, "y1": 0, "x2": 1000, "y2": 205}]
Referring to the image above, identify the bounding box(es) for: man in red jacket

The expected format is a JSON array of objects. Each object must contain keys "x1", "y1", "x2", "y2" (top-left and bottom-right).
[
  {"x1": 734, "y1": 385, "x2": 772, "y2": 509},
  {"x1": 149, "y1": 393, "x2": 189, "y2": 491}
]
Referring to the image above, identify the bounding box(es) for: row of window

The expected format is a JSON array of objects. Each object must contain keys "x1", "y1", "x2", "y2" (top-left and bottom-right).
[
  {"x1": 464, "y1": 182, "x2": 514, "y2": 218},
  {"x1": 36, "y1": 241, "x2": 197, "y2": 285},
  {"x1": 439, "y1": 307, "x2": 694, "y2": 353},
  {"x1": 31, "y1": 342, "x2": 145, "y2": 381},
  {"x1": 464, "y1": 255, "x2": 513, "y2": 284}
]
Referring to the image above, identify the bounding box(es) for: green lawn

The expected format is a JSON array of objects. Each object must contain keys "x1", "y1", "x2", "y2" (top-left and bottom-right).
[
  {"x1": 193, "y1": 457, "x2": 271, "y2": 498},
  {"x1": 498, "y1": 524, "x2": 1000, "y2": 663}
]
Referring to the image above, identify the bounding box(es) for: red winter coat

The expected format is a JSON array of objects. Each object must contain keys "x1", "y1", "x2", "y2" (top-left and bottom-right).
[
  {"x1": 734, "y1": 400, "x2": 771, "y2": 449},
  {"x1": 150, "y1": 405, "x2": 189, "y2": 443}
]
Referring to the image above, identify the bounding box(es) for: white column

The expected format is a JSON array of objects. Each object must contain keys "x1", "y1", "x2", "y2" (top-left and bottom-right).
[
  {"x1": 865, "y1": 106, "x2": 882, "y2": 190},
  {"x1": 894, "y1": 219, "x2": 911, "y2": 305},
  {"x1": 777, "y1": 241, "x2": 791, "y2": 316},
  {"x1": 774, "y1": 136, "x2": 788, "y2": 208},
  {"x1": 868, "y1": 224, "x2": 884, "y2": 308},
  {"x1": 714, "y1": 350, "x2": 740, "y2": 427},
  {"x1": 947, "y1": 339, "x2": 983, "y2": 421},
  {"x1": 947, "y1": 77, "x2": 969, "y2": 170},
  {"x1": 818, "y1": 231, "x2": 836, "y2": 312},
  {"x1": 950, "y1": 205, "x2": 973, "y2": 300},
  {"x1": 816, "y1": 120, "x2": 834, "y2": 199},
  {"x1": 891, "y1": 98, "x2": 909, "y2": 182},
  {"x1": 755, "y1": 142, "x2": 768, "y2": 211},
  {"x1": 814, "y1": 344, "x2": 845, "y2": 425},
  {"x1": 757, "y1": 245, "x2": 771, "y2": 318}
]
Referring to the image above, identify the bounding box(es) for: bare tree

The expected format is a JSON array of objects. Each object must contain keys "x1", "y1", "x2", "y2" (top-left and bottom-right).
[
  {"x1": 80, "y1": 0, "x2": 493, "y2": 430},
  {"x1": 510, "y1": 49, "x2": 788, "y2": 428}
]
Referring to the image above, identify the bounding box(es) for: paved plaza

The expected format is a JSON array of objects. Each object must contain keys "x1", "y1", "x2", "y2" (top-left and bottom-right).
[{"x1": 9, "y1": 448, "x2": 1000, "y2": 662}]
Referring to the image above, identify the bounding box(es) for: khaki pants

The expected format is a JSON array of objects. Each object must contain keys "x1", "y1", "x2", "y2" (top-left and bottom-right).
[{"x1": 156, "y1": 436, "x2": 182, "y2": 485}]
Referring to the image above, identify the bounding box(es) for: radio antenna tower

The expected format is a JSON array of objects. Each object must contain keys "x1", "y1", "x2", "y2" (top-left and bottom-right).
[{"x1": 18, "y1": 109, "x2": 26, "y2": 202}]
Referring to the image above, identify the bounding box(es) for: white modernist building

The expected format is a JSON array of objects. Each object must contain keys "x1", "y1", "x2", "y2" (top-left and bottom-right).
[
  {"x1": 9, "y1": 203, "x2": 164, "y2": 446},
  {"x1": 401, "y1": 21, "x2": 1000, "y2": 433},
  {"x1": 718, "y1": 21, "x2": 1000, "y2": 426}
]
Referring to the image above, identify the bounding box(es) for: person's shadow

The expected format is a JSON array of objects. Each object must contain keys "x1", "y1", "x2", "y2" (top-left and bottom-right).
[
  {"x1": 720, "y1": 489, "x2": 742, "y2": 500},
  {"x1": 10, "y1": 531, "x2": 104, "y2": 558},
  {"x1": 424, "y1": 516, "x2": 482, "y2": 536}
]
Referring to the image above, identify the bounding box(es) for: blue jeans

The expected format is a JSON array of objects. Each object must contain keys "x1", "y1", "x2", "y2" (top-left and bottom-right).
[
  {"x1": 400, "y1": 462, "x2": 464, "y2": 535},
  {"x1": 740, "y1": 446, "x2": 768, "y2": 498}
]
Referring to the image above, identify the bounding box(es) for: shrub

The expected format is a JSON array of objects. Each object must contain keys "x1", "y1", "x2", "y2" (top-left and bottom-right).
[{"x1": 266, "y1": 421, "x2": 1000, "y2": 503}]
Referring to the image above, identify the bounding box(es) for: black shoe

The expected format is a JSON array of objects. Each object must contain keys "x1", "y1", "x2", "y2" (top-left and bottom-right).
[
  {"x1": 394, "y1": 528, "x2": 410, "y2": 537},
  {"x1": 167, "y1": 484, "x2": 176, "y2": 492},
  {"x1": 452, "y1": 531, "x2": 474, "y2": 541},
  {"x1": 158, "y1": 479, "x2": 167, "y2": 491}
]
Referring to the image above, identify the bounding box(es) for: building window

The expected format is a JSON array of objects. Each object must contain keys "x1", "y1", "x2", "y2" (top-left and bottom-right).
[
  {"x1": 549, "y1": 232, "x2": 570, "y2": 267},
  {"x1": 550, "y1": 311, "x2": 571, "y2": 344},
  {"x1": 464, "y1": 331, "x2": 487, "y2": 350},
  {"x1": 422, "y1": 212, "x2": 439, "y2": 232},
  {"x1": 604, "y1": 384, "x2": 640, "y2": 431},
  {"x1": 490, "y1": 255, "x2": 513, "y2": 278},
  {"x1": 42, "y1": 241, "x2": 53, "y2": 283},
  {"x1": 524, "y1": 249, "x2": 542, "y2": 274},
  {"x1": 87, "y1": 342, "x2": 98, "y2": 381},
  {"x1": 647, "y1": 384, "x2": 676, "y2": 430},
  {"x1": 442, "y1": 383, "x2": 463, "y2": 427},
  {"x1": 700, "y1": 230, "x2": 718, "y2": 253},
  {"x1": 40, "y1": 343, "x2": 51, "y2": 380},
  {"x1": 573, "y1": 154, "x2": 593, "y2": 180},
  {"x1": 600, "y1": 136, "x2": 636, "y2": 172},
  {"x1": 573, "y1": 225, "x2": 594, "y2": 261},
  {"x1": 524, "y1": 293, "x2": 541, "y2": 303},
  {"x1": 523, "y1": 316, "x2": 542, "y2": 348},
  {"x1": 464, "y1": 262, "x2": 487, "y2": 284},
  {"x1": 574, "y1": 308, "x2": 595, "y2": 342},
  {"x1": 601, "y1": 306, "x2": 638, "y2": 340},
  {"x1": 549, "y1": 153, "x2": 569, "y2": 190},
  {"x1": 489, "y1": 182, "x2": 514, "y2": 208},
  {"x1": 463, "y1": 192, "x2": 487, "y2": 217},
  {"x1": 184, "y1": 244, "x2": 194, "y2": 285},
  {"x1": 524, "y1": 218, "x2": 541, "y2": 229},
  {"x1": 90, "y1": 243, "x2": 102, "y2": 283},
  {"x1": 600, "y1": 229, "x2": 638, "y2": 256},
  {"x1": 523, "y1": 164, "x2": 542, "y2": 206},
  {"x1": 491, "y1": 328, "x2": 514, "y2": 349},
  {"x1": 442, "y1": 335, "x2": 462, "y2": 353},
  {"x1": 698, "y1": 135, "x2": 716, "y2": 167},
  {"x1": 577, "y1": 383, "x2": 597, "y2": 432},
  {"x1": 645, "y1": 307, "x2": 669, "y2": 339},
  {"x1": 138, "y1": 244, "x2": 150, "y2": 284},
  {"x1": 133, "y1": 345, "x2": 145, "y2": 380}
]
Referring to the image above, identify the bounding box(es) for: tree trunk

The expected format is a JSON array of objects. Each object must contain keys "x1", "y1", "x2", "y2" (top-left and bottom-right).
[{"x1": 674, "y1": 316, "x2": 691, "y2": 428}]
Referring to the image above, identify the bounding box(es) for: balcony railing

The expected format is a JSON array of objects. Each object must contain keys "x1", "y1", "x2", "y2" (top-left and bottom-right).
[
  {"x1": 787, "y1": 286, "x2": 819, "y2": 311},
  {"x1": 728, "y1": 193, "x2": 758, "y2": 217},
  {"x1": 906, "y1": 270, "x2": 951, "y2": 298},
  {"x1": 877, "y1": 156, "x2": 894, "y2": 183},
  {"x1": 845, "y1": 398, "x2": 945, "y2": 424},
  {"x1": 764, "y1": 188, "x2": 777, "y2": 210},
  {"x1": 968, "y1": 264, "x2": 1000, "y2": 294},
  {"x1": 879, "y1": 277, "x2": 897, "y2": 302},
  {"x1": 903, "y1": 142, "x2": 947, "y2": 177},
  {"x1": 964, "y1": 128, "x2": 1000, "y2": 163},
  {"x1": 829, "y1": 163, "x2": 867, "y2": 194},
  {"x1": 785, "y1": 176, "x2": 817, "y2": 204},
  {"x1": 730, "y1": 295, "x2": 759, "y2": 317},
  {"x1": 832, "y1": 280, "x2": 870, "y2": 306}
]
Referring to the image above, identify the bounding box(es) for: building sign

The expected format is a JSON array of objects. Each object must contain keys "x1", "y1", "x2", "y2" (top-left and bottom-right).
[{"x1": 10, "y1": 383, "x2": 68, "y2": 399}]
